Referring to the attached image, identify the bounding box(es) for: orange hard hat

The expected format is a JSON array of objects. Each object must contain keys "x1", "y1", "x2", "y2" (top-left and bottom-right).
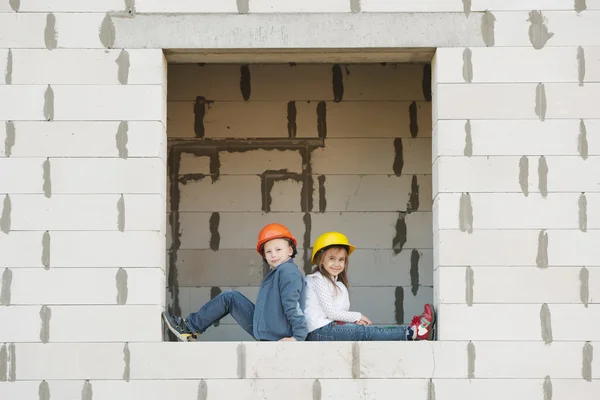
[{"x1": 256, "y1": 223, "x2": 297, "y2": 255}]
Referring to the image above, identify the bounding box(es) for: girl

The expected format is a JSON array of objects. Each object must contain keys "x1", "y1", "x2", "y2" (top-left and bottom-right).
[
  {"x1": 303, "y1": 231, "x2": 435, "y2": 341},
  {"x1": 162, "y1": 223, "x2": 307, "y2": 342}
]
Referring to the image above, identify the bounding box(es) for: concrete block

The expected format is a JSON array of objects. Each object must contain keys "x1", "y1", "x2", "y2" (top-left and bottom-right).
[
  {"x1": 176, "y1": 153, "x2": 211, "y2": 175},
  {"x1": 437, "y1": 229, "x2": 600, "y2": 267},
  {"x1": 434, "y1": 193, "x2": 585, "y2": 230},
  {"x1": 320, "y1": 379, "x2": 428, "y2": 399},
  {"x1": 359, "y1": 341, "x2": 467, "y2": 378},
  {"x1": 128, "y1": 342, "x2": 239, "y2": 379},
  {"x1": 136, "y1": 0, "x2": 238, "y2": 12},
  {"x1": 319, "y1": 175, "x2": 433, "y2": 212},
  {"x1": 546, "y1": 83, "x2": 600, "y2": 119},
  {"x1": 0, "y1": 158, "x2": 45, "y2": 193},
  {"x1": 471, "y1": 0, "x2": 588, "y2": 10},
  {"x1": 51, "y1": 231, "x2": 165, "y2": 268},
  {"x1": 216, "y1": 149, "x2": 304, "y2": 175},
  {"x1": 53, "y1": 85, "x2": 165, "y2": 121},
  {"x1": 436, "y1": 83, "x2": 537, "y2": 120},
  {"x1": 434, "y1": 230, "x2": 533, "y2": 267},
  {"x1": 436, "y1": 266, "x2": 590, "y2": 304},
  {"x1": 167, "y1": 64, "x2": 243, "y2": 101},
  {"x1": 174, "y1": 249, "x2": 268, "y2": 286},
  {"x1": 339, "y1": 63, "x2": 429, "y2": 101},
  {"x1": 312, "y1": 138, "x2": 432, "y2": 175},
  {"x1": 439, "y1": 304, "x2": 582, "y2": 341},
  {"x1": 15, "y1": 343, "x2": 125, "y2": 379},
  {"x1": 245, "y1": 341, "x2": 354, "y2": 378},
  {"x1": 250, "y1": 0, "x2": 350, "y2": 12},
  {"x1": 0, "y1": 85, "x2": 46, "y2": 120},
  {"x1": 491, "y1": 11, "x2": 600, "y2": 47},
  {"x1": 50, "y1": 158, "x2": 165, "y2": 194},
  {"x1": 434, "y1": 47, "x2": 580, "y2": 83},
  {"x1": 76, "y1": 380, "x2": 200, "y2": 400},
  {"x1": 326, "y1": 102, "x2": 432, "y2": 138},
  {"x1": 0, "y1": 13, "x2": 46, "y2": 48},
  {"x1": 178, "y1": 176, "x2": 262, "y2": 212},
  {"x1": 584, "y1": 46, "x2": 600, "y2": 82},
  {"x1": 179, "y1": 212, "x2": 306, "y2": 250},
  {"x1": 9, "y1": 267, "x2": 165, "y2": 305},
  {"x1": 433, "y1": 156, "x2": 600, "y2": 194},
  {"x1": 167, "y1": 101, "x2": 316, "y2": 139},
  {"x1": 0, "y1": 232, "x2": 44, "y2": 268},
  {"x1": 433, "y1": 379, "x2": 544, "y2": 400},
  {"x1": 17, "y1": 0, "x2": 126, "y2": 11},
  {"x1": 349, "y1": 286, "x2": 433, "y2": 325},
  {"x1": 247, "y1": 64, "x2": 333, "y2": 101},
  {"x1": 48, "y1": 305, "x2": 163, "y2": 342},
  {"x1": 348, "y1": 249, "x2": 434, "y2": 287},
  {"x1": 311, "y1": 211, "x2": 432, "y2": 250},
  {"x1": 551, "y1": 304, "x2": 600, "y2": 340},
  {"x1": 433, "y1": 119, "x2": 600, "y2": 157},
  {"x1": 112, "y1": 13, "x2": 484, "y2": 50},
  {"x1": 361, "y1": 0, "x2": 462, "y2": 12},
  {"x1": 46, "y1": 13, "x2": 107, "y2": 49},
  {"x1": 0, "y1": 306, "x2": 46, "y2": 342},
  {"x1": 6, "y1": 194, "x2": 163, "y2": 231},
  {"x1": 270, "y1": 179, "x2": 304, "y2": 212},
  {"x1": 124, "y1": 194, "x2": 166, "y2": 233},
  {"x1": 10, "y1": 49, "x2": 165, "y2": 85},
  {"x1": 466, "y1": 341, "x2": 592, "y2": 379},
  {"x1": 0, "y1": 382, "x2": 39, "y2": 400},
  {"x1": 0, "y1": 121, "x2": 166, "y2": 158},
  {"x1": 553, "y1": 380, "x2": 600, "y2": 400}
]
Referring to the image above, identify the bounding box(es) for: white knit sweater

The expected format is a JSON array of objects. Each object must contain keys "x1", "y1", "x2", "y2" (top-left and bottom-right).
[{"x1": 304, "y1": 271, "x2": 362, "y2": 333}]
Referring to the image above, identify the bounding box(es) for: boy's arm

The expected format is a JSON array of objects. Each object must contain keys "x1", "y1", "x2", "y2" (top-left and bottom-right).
[{"x1": 278, "y1": 268, "x2": 308, "y2": 341}]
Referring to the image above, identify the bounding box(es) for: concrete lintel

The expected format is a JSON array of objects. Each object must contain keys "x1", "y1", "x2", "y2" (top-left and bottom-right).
[{"x1": 110, "y1": 12, "x2": 486, "y2": 50}]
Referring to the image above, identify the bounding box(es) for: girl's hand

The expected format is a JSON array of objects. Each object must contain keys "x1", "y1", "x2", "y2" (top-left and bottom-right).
[
  {"x1": 279, "y1": 337, "x2": 297, "y2": 342},
  {"x1": 356, "y1": 314, "x2": 372, "y2": 326}
]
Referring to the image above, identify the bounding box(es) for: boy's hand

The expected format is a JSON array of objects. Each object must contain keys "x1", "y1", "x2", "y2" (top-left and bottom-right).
[{"x1": 279, "y1": 337, "x2": 297, "y2": 342}]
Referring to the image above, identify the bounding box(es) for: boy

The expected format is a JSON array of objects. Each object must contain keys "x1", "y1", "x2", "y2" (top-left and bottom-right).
[{"x1": 162, "y1": 223, "x2": 307, "y2": 342}]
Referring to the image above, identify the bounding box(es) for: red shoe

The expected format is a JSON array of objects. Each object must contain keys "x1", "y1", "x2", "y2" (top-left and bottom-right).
[{"x1": 409, "y1": 304, "x2": 435, "y2": 341}]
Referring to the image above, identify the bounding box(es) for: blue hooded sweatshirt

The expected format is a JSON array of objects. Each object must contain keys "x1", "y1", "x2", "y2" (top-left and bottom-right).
[{"x1": 252, "y1": 259, "x2": 307, "y2": 341}]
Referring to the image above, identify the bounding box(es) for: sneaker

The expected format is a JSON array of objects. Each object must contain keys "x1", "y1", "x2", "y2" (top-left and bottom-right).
[
  {"x1": 409, "y1": 303, "x2": 436, "y2": 341},
  {"x1": 162, "y1": 311, "x2": 198, "y2": 342}
]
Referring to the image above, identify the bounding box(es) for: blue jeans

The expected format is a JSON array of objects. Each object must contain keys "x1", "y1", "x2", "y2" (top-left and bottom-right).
[
  {"x1": 186, "y1": 290, "x2": 256, "y2": 339},
  {"x1": 307, "y1": 322, "x2": 410, "y2": 341}
]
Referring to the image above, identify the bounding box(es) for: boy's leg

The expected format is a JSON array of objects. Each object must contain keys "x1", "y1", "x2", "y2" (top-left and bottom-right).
[{"x1": 163, "y1": 290, "x2": 255, "y2": 341}]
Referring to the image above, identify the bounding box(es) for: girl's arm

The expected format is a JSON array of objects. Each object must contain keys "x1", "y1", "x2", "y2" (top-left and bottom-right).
[
  {"x1": 278, "y1": 267, "x2": 308, "y2": 341},
  {"x1": 310, "y1": 276, "x2": 362, "y2": 323}
]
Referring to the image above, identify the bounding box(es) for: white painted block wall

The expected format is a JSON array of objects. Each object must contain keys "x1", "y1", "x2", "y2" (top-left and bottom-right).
[{"x1": 1, "y1": 1, "x2": 600, "y2": 399}]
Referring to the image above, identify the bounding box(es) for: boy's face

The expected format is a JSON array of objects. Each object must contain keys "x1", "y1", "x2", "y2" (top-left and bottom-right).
[{"x1": 263, "y1": 238, "x2": 293, "y2": 269}]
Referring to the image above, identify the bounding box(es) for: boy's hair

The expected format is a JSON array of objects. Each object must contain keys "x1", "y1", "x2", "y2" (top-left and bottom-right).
[
  {"x1": 259, "y1": 238, "x2": 297, "y2": 259},
  {"x1": 313, "y1": 245, "x2": 350, "y2": 293}
]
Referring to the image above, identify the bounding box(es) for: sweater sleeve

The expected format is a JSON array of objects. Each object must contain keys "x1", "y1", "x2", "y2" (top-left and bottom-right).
[
  {"x1": 310, "y1": 276, "x2": 362, "y2": 323},
  {"x1": 278, "y1": 267, "x2": 308, "y2": 341}
]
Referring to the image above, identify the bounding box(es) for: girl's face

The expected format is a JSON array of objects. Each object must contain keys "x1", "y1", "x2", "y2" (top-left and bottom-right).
[
  {"x1": 263, "y1": 238, "x2": 293, "y2": 269},
  {"x1": 321, "y1": 248, "x2": 348, "y2": 278}
]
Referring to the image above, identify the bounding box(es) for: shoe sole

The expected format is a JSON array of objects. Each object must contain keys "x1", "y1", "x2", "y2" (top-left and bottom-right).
[
  {"x1": 426, "y1": 304, "x2": 436, "y2": 341},
  {"x1": 162, "y1": 312, "x2": 195, "y2": 342}
]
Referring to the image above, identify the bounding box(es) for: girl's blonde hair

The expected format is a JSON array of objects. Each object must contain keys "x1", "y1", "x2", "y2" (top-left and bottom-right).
[{"x1": 313, "y1": 245, "x2": 350, "y2": 292}]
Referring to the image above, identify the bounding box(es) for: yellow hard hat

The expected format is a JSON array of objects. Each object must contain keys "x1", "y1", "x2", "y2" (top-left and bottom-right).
[{"x1": 311, "y1": 231, "x2": 356, "y2": 264}]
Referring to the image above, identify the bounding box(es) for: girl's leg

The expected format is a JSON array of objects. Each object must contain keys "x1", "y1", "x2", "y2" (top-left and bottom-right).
[{"x1": 307, "y1": 322, "x2": 410, "y2": 341}]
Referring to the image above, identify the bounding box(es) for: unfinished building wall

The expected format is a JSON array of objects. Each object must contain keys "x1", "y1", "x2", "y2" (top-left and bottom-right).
[
  {"x1": 166, "y1": 63, "x2": 433, "y2": 340},
  {"x1": 1, "y1": 1, "x2": 600, "y2": 399}
]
